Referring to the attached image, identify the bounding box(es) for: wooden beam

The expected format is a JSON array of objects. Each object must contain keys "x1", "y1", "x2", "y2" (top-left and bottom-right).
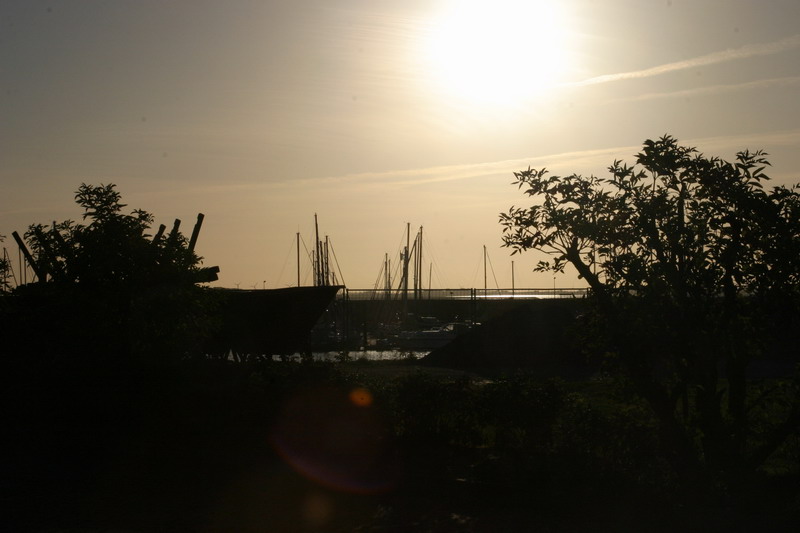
[
  {"x1": 195, "y1": 265, "x2": 220, "y2": 283},
  {"x1": 152, "y1": 224, "x2": 166, "y2": 245},
  {"x1": 11, "y1": 231, "x2": 46, "y2": 283},
  {"x1": 168, "y1": 219, "x2": 181, "y2": 240},
  {"x1": 188, "y1": 213, "x2": 204, "y2": 252}
]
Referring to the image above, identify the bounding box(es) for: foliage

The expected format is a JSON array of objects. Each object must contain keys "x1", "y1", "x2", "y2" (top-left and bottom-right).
[
  {"x1": 500, "y1": 136, "x2": 800, "y2": 489},
  {"x1": 0, "y1": 233, "x2": 9, "y2": 291},
  {"x1": 24, "y1": 183, "x2": 200, "y2": 291},
  {"x1": 5, "y1": 183, "x2": 214, "y2": 362}
]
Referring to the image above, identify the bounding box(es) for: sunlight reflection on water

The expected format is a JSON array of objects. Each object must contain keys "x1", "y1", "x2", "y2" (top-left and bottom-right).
[{"x1": 277, "y1": 350, "x2": 429, "y2": 362}]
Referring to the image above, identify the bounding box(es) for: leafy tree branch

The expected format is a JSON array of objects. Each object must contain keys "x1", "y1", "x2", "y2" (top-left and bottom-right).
[{"x1": 500, "y1": 135, "x2": 800, "y2": 489}]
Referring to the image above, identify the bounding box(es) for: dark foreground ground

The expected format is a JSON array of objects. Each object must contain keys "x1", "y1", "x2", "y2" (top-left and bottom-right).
[{"x1": 4, "y1": 356, "x2": 799, "y2": 532}]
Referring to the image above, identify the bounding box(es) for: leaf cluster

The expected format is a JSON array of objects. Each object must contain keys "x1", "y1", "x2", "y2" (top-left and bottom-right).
[
  {"x1": 23, "y1": 183, "x2": 201, "y2": 292},
  {"x1": 6, "y1": 184, "x2": 213, "y2": 362},
  {"x1": 500, "y1": 135, "x2": 800, "y2": 304},
  {"x1": 500, "y1": 135, "x2": 800, "y2": 489}
]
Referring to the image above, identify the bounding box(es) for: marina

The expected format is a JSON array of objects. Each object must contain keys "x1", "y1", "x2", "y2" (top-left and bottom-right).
[{"x1": 2, "y1": 211, "x2": 587, "y2": 359}]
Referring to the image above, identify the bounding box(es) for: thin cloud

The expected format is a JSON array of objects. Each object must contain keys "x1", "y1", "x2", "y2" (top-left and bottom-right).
[
  {"x1": 171, "y1": 130, "x2": 800, "y2": 197},
  {"x1": 322, "y1": 130, "x2": 800, "y2": 188},
  {"x1": 606, "y1": 75, "x2": 800, "y2": 104},
  {"x1": 569, "y1": 34, "x2": 800, "y2": 87},
  {"x1": 293, "y1": 147, "x2": 640, "y2": 188},
  {"x1": 171, "y1": 147, "x2": 638, "y2": 196},
  {"x1": 685, "y1": 129, "x2": 800, "y2": 155}
]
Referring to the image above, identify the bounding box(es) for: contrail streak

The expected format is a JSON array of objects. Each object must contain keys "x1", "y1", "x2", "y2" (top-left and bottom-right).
[
  {"x1": 606, "y1": 76, "x2": 800, "y2": 104},
  {"x1": 569, "y1": 34, "x2": 800, "y2": 87}
]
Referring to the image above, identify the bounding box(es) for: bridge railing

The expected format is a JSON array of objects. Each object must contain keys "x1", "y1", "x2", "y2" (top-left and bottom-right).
[{"x1": 340, "y1": 287, "x2": 589, "y2": 301}]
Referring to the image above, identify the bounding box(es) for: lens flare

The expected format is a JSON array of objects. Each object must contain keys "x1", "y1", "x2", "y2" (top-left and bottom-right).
[
  {"x1": 270, "y1": 386, "x2": 398, "y2": 494},
  {"x1": 349, "y1": 387, "x2": 373, "y2": 407}
]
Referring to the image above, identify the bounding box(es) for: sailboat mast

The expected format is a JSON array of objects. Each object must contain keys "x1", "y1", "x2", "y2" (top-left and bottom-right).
[
  {"x1": 483, "y1": 245, "x2": 487, "y2": 297},
  {"x1": 412, "y1": 230, "x2": 418, "y2": 297},
  {"x1": 314, "y1": 214, "x2": 321, "y2": 286},
  {"x1": 402, "y1": 222, "x2": 410, "y2": 313},
  {"x1": 324, "y1": 236, "x2": 330, "y2": 286},
  {"x1": 296, "y1": 232, "x2": 300, "y2": 287},
  {"x1": 428, "y1": 262, "x2": 432, "y2": 299},
  {"x1": 417, "y1": 226, "x2": 423, "y2": 299},
  {"x1": 384, "y1": 252, "x2": 390, "y2": 299}
]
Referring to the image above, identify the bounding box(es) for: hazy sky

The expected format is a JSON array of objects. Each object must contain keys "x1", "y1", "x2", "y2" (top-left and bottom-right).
[{"x1": 3, "y1": 0, "x2": 800, "y2": 289}]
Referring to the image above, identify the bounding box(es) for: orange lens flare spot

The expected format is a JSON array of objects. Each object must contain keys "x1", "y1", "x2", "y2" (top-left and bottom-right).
[{"x1": 349, "y1": 387, "x2": 373, "y2": 407}]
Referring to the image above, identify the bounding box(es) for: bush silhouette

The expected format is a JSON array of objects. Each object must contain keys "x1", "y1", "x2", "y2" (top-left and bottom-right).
[
  {"x1": 501, "y1": 135, "x2": 800, "y2": 492},
  {"x1": 5, "y1": 183, "x2": 215, "y2": 363}
]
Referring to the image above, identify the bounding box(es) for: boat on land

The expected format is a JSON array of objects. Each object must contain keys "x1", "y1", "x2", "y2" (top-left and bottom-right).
[
  {"x1": 8, "y1": 207, "x2": 343, "y2": 358},
  {"x1": 205, "y1": 285, "x2": 343, "y2": 357},
  {"x1": 205, "y1": 214, "x2": 346, "y2": 357}
]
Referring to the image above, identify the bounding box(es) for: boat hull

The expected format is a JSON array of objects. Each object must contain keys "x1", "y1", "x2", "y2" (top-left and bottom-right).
[{"x1": 205, "y1": 286, "x2": 342, "y2": 356}]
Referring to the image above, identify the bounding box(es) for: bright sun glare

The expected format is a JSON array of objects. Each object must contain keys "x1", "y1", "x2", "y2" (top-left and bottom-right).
[{"x1": 424, "y1": 0, "x2": 570, "y2": 109}]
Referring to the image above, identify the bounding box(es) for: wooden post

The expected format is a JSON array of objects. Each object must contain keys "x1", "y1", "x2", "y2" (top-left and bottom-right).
[
  {"x1": 188, "y1": 213, "x2": 204, "y2": 252},
  {"x1": 168, "y1": 219, "x2": 181, "y2": 240},
  {"x1": 152, "y1": 224, "x2": 166, "y2": 244},
  {"x1": 12, "y1": 231, "x2": 46, "y2": 283}
]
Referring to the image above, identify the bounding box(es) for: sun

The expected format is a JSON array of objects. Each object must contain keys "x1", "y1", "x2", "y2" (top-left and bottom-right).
[{"x1": 423, "y1": 0, "x2": 571, "y2": 109}]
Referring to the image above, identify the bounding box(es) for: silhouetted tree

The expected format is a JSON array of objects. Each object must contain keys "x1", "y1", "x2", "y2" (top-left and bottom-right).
[
  {"x1": 7, "y1": 183, "x2": 215, "y2": 362},
  {"x1": 24, "y1": 183, "x2": 200, "y2": 290},
  {"x1": 500, "y1": 135, "x2": 800, "y2": 491}
]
